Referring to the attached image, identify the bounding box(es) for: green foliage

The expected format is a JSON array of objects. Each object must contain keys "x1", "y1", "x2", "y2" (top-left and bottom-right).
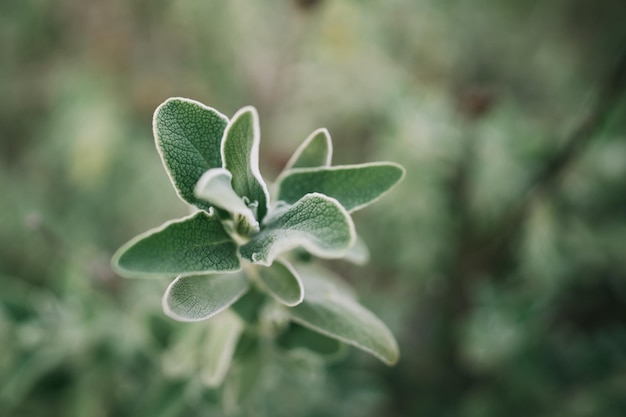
[
  {"x1": 113, "y1": 210, "x2": 241, "y2": 277},
  {"x1": 112, "y1": 98, "x2": 405, "y2": 385},
  {"x1": 284, "y1": 128, "x2": 332, "y2": 170},
  {"x1": 153, "y1": 98, "x2": 228, "y2": 209},
  {"x1": 256, "y1": 260, "x2": 304, "y2": 307},
  {"x1": 3, "y1": 2, "x2": 625, "y2": 415},
  {"x1": 276, "y1": 163, "x2": 405, "y2": 212},
  {"x1": 286, "y1": 264, "x2": 399, "y2": 365},
  {"x1": 238, "y1": 193, "x2": 356, "y2": 265},
  {"x1": 163, "y1": 273, "x2": 249, "y2": 322}
]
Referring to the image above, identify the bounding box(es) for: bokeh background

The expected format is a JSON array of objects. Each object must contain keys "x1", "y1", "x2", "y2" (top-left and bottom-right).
[{"x1": 2, "y1": 0, "x2": 626, "y2": 416}]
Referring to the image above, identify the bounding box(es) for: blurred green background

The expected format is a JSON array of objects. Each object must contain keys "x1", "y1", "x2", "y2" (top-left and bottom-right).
[{"x1": 1, "y1": 0, "x2": 626, "y2": 416}]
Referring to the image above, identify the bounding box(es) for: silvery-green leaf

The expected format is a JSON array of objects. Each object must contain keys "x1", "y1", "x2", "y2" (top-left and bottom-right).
[
  {"x1": 162, "y1": 309, "x2": 243, "y2": 386},
  {"x1": 195, "y1": 168, "x2": 259, "y2": 234},
  {"x1": 284, "y1": 128, "x2": 332, "y2": 170},
  {"x1": 230, "y1": 287, "x2": 266, "y2": 325},
  {"x1": 112, "y1": 210, "x2": 240, "y2": 278},
  {"x1": 162, "y1": 272, "x2": 249, "y2": 322},
  {"x1": 239, "y1": 193, "x2": 356, "y2": 266},
  {"x1": 285, "y1": 265, "x2": 399, "y2": 365},
  {"x1": 221, "y1": 106, "x2": 269, "y2": 221},
  {"x1": 223, "y1": 336, "x2": 263, "y2": 410},
  {"x1": 278, "y1": 324, "x2": 345, "y2": 359},
  {"x1": 200, "y1": 310, "x2": 244, "y2": 387},
  {"x1": 344, "y1": 234, "x2": 371, "y2": 265},
  {"x1": 153, "y1": 98, "x2": 228, "y2": 208},
  {"x1": 293, "y1": 264, "x2": 357, "y2": 299},
  {"x1": 276, "y1": 162, "x2": 405, "y2": 212},
  {"x1": 256, "y1": 259, "x2": 304, "y2": 306},
  {"x1": 162, "y1": 323, "x2": 206, "y2": 378}
]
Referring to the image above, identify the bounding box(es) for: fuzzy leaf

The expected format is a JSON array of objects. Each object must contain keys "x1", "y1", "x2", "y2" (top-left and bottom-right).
[
  {"x1": 284, "y1": 128, "x2": 332, "y2": 170},
  {"x1": 257, "y1": 260, "x2": 304, "y2": 306},
  {"x1": 344, "y1": 234, "x2": 371, "y2": 265},
  {"x1": 112, "y1": 211, "x2": 240, "y2": 278},
  {"x1": 153, "y1": 98, "x2": 228, "y2": 208},
  {"x1": 276, "y1": 162, "x2": 405, "y2": 212},
  {"x1": 195, "y1": 168, "x2": 259, "y2": 233},
  {"x1": 221, "y1": 107, "x2": 269, "y2": 221},
  {"x1": 278, "y1": 324, "x2": 344, "y2": 359},
  {"x1": 223, "y1": 335, "x2": 263, "y2": 408},
  {"x1": 163, "y1": 273, "x2": 249, "y2": 322},
  {"x1": 239, "y1": 193, "x2": 355, "y2": 266},
  {"x1": 285, "y1": 265, "x2": 399, "y2": 365},
  {"x1": 200, "y1": 310, "x2": 245, "y2": 387}
]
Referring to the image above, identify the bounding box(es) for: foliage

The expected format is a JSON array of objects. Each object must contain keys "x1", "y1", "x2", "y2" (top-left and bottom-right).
[
  {"x1": 112, "y1": 98, "x2": 404, "y2": 388},
  {"x1": 2, "y1": 1, "x2": 626, "y2": 416}
]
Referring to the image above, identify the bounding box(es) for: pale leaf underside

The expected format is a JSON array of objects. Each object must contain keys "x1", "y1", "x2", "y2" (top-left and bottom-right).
[
  {"x1": 195, "y1": 168, "x2": 258, "y2": 232},
  {"x1": 201, "y1": 310, "x2": 245, "y2": 387},
  {"x1": 163, "y1": 272, "x2": 249, "y2": 322}
]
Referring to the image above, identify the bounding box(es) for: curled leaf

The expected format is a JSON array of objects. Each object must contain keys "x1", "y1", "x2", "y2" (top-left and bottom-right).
[
  {"x1": 221, "y1": 107, "x2": 270, "y2": 222},
  {"x1": 195, "y1": 168, "x2": 259, "y2": 234},
  {"x1": 163, "y1": 272, "x2": 249, "y2": 322},
  {"x1": 239, "y1": 193, "x2": 356, "y2": 266},
  {"x1": 256, "y1": 259, "x2": 304, "y2": 307}
]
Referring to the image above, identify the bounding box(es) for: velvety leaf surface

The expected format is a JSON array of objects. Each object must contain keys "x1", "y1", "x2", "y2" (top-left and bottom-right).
[
  {"x1": 276, "y1": 162, "x2": 405, "y2": 212},
  {"x1": 112, "y1": 211, "x2": 240, "y2": 278},
  {"x1": 153, "y1": 98, "x2": 228, "y2": 208},
  {"x1": 278, "y1": 324, "x2": 344, "y2": 358},
  {"x1": 285, "y1": 265, "x2": 399, "y2": 365},
  {"x1": 344, "y1": 234, "x2": 371, "y2": 265},
  {"x1": 256, "y1": 260, "x2": 304, "y2": 306},
  {"x1": 195, "y1": 168, "x2": 258, "y2": 233},
  {"x1": 221, "y1": 107, "x2": 269, "y2": 221},
  {"x1": 224, "y1": 336, "x2": 263, "y2": 407},
  {"x1": 200, "y1": 310, "x2": 244, "y2": 387},
  {"x1": 163, "y1": 273, "x2": 249, "y2": 321},
  {"x1": 284, "y1": 128, "x2": 332, "y2": 170},
  {"x1": 239, "y1": 193, "x2": 355, "y2": 266}
]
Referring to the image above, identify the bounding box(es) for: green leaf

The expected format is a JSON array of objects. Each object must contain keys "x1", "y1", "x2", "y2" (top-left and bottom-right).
[
  {"x1": 112, "y1": 210, "x2": 240, "y2": 278},
  {"x1": 239, "y1": 193, "x2": 356, "y2": 266},
  {"x1": 292, "y1": 264, "x2": 357, "y2": 299},
  {"x1": 161, "y1": 309, "x2": 244, "y2": 386},
  {"x1": 284, "y1": 128, "x2": 332, "y2": 170},
  {"x1": 229, "y1": 286, "x2": 266, "y2": 325},
  {"x1": 256, "y1": 260, "x2": 304, "y2": 306},
  {"x1": 344, "y1": 234, "x2": 371, "y2": 265},
  {"x1": 278, "y1": 324, "x2": 345, "y2": 359},
  {"x1": 162, "y1": 272, "x2": 249, "y2": 322},
  {"x1": 153, "y1": 98, "x2": 228, "y2": 208},
  {"x1": 276, "y1": 162, "x2": 405, "y2": 212},
  {"x1": 200, "y1": 310, "x2": 244, "y2": 387},
  {"x1": 195, "y1": 168, "x2": 259, "y2": 234},
  {"x1": 223, "y1": 335, "x2": 263, "y2": 410},
  {"x1": 221, "y1": 106, "x2": 269, "y2": 221},
  {"x1": 285, "y1": 265, "x2": 399, "y2": 365}
]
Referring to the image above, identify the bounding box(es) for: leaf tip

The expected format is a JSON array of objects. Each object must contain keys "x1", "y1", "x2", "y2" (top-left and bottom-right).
[{"x1": 230, "y1": 105, "x2": 260, "y2": 125}]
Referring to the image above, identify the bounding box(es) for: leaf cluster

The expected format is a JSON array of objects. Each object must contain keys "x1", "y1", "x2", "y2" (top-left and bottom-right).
[{"x1": 112, "y1": 98, "x2": 405, "y2": 386}]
